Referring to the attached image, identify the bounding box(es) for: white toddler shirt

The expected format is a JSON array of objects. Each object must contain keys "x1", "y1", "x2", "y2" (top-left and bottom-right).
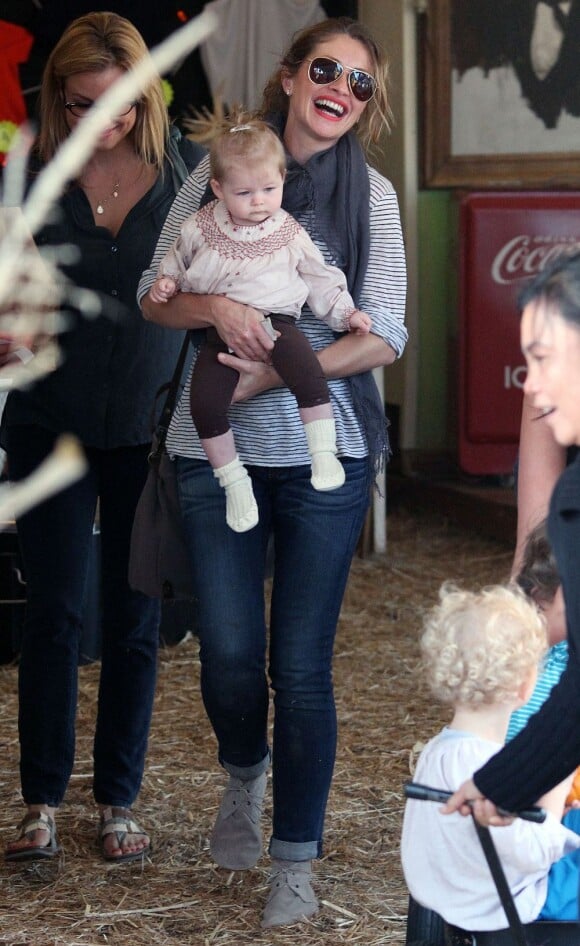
[{"x1": 401, "y1": 728, "x2": 580, "y2": 931}]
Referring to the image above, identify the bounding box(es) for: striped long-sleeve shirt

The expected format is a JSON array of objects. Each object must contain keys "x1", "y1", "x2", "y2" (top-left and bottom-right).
[
  {"x1": 137, "y1": 154, "x2": 407, "y2": 466},
  {"x1": 506, "y1": 641, "x2": 569, "y2": 742}
]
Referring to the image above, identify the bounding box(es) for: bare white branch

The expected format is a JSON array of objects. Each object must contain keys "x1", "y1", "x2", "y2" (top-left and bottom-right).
[
  {"x1": 0, "y1": 9, "x2": 217, "y2": 514},
  {"x1": 22, "y1": 9, "x2": 218, "y2": 237},
  {"x1": 0, "y1": 9, "x2": 218, "y2": 313},
  {"x1": 0, "y1": 435, "x2": 87, "y2": 525}
]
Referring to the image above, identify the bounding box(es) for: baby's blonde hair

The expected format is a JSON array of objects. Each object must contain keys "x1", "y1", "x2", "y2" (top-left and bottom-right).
[
  {"x1": 421, "y1": 583, "x2": 547, "y2": 707},
  {"x1": 187, "y1": 106, "x2": 286, "y2": 183}
]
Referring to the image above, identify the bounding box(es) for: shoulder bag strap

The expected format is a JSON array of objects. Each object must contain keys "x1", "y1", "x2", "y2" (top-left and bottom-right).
[{"x1": 152, "y1": 332, "x2": 191, "y2": 456}]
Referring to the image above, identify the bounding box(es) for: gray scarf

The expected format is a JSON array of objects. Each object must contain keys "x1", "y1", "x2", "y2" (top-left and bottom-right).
[{"x1": 275, "y1": 115, "x2": 390, "y2": 479}]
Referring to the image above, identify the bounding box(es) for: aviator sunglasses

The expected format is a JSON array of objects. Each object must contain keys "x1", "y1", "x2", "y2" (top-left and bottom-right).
[{"x1": 305, "y1": 57, "x2": 376, "y2": 102}]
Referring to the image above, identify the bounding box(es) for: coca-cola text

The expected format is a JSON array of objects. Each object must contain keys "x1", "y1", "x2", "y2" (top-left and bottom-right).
[{"x1": 491, "y1": 235, "x2": 580, "y2": 285}]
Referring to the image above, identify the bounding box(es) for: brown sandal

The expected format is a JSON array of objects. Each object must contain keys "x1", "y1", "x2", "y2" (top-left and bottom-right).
[
  {"x1": 98, "y1": 807, "x2": 151, "y2": 863},
  {"x1": 4, "y1": 811, "x2": 60, "y2": 862}
]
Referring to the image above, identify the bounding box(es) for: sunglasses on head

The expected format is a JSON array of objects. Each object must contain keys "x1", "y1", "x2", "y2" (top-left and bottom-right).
[{"x1": 305, "y1": 57, "x2": 376, "y2": 103}]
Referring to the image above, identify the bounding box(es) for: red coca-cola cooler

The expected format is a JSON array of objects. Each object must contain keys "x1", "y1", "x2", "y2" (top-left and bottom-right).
[{"x1": 459, "y1": 192, "x2": 580, "y2": 476}]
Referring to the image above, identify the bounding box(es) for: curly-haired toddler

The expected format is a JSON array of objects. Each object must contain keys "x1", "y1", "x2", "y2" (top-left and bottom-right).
[{"x1": 401, "y1": 582, "x2": 580, "y2": 930}]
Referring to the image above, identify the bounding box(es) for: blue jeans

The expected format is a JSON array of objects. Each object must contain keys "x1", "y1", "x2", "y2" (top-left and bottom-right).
[
  {"x1": 176, "y1": 456, "x2": 370, "y2": 860},
  {"x1": 4, "y1": 425, "x2": 160, "y2": 808}
]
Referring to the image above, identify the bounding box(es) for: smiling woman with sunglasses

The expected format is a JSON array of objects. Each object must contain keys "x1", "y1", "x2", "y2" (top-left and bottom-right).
[{"x1": 139, "y1": 16, "x2": 407, "y2": 929}]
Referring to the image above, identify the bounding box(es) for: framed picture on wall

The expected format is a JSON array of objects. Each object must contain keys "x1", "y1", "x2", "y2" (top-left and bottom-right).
[{"x1": 422, "y1": 0, "x2": 580, "y2": 188}]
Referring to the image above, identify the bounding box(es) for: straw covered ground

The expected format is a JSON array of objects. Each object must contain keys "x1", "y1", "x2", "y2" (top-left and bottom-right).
[{"x1": 0, "y1": 500, "x2": 514, "y2": 946}]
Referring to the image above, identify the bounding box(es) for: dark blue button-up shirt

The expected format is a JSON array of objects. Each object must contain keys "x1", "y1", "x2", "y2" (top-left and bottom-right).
[{"x1": 3, "y1": 137, "x2": 203, "y2": 449}]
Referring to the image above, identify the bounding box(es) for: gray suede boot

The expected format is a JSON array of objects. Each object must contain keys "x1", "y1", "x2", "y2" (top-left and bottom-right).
[
  {"x1": 261, "y1": 858, "x2": 319, "y2": 928},
  {"x1": 210, "y1": 771, "x2": 267, "y2": 870}
]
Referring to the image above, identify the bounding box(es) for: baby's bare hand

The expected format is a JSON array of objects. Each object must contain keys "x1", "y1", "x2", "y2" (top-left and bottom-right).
[{"x1": 349, "y1": 309, "x2": 372, "y2": 335}]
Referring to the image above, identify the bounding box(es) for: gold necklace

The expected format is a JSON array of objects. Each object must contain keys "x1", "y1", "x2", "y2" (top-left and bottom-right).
[{"x1": 96, "y1": 181, "x2": 120, "y2": 215}]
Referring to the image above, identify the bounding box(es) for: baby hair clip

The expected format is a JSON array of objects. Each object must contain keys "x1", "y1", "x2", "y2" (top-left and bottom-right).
[{"x1": 230, "y1": 124, "x2": 253, "y2": 133}]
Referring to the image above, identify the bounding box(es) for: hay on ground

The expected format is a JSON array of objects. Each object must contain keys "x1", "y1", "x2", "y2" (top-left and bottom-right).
[{"x1": 0, "y1": 503, "x2": 513, "y2": 945}]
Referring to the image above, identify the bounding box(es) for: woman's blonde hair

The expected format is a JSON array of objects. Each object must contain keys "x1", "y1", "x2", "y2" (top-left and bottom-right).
[
  {"x1": 261, "y1": 16, "x2": 392, "y2": 151},
  {"x1": 421, "y1": 583, "x2": 547, "y2": 707},
  {"x1": 37, "y1": 11, "x2": 168, "y2": 169}
]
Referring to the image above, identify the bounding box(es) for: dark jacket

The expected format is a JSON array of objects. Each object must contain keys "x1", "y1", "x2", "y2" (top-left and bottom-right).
[
  {"x1": 475, "y1": 452, "x2": 580, "y2": 810},
  {"x1": 2, "y1": 132, "x2": 204, "y2": 449}
]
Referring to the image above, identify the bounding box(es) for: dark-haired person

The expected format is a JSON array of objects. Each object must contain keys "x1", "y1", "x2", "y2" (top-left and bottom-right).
[
  {"x1": 444, "y1": 252, "x2": 580, "y2": 865},
  {"x1": 139, "y1": 16, "x2": 407, "y2": 928}
]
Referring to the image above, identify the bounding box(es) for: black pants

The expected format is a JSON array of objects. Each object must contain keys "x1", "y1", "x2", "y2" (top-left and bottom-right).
[{"x1": 190, "y1": 315, "x2": 330, "y2": 439}]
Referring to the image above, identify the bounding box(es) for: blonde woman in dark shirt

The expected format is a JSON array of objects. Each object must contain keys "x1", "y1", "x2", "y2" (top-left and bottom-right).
[{"x1": 1, "y1": 12, "x2": 203, "y2": 864}]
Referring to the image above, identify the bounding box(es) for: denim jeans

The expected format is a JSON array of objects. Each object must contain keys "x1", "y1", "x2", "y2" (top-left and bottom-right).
[
  {"x1": 176, "y1": 456, "x2": 370, "y2": 860},
  {"x1": 4, "y1": 425, "x2": 160, "y2": 808}
]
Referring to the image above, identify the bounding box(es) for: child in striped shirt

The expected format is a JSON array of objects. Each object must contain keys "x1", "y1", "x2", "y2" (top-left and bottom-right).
[{"x1": 507, "y1": 518, "x2": 567, "y2": 743}]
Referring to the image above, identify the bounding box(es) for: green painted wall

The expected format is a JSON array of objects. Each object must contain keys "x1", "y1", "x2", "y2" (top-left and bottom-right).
[{"x1": 416, "y1": 190, "x2": 457, "y2": 452}]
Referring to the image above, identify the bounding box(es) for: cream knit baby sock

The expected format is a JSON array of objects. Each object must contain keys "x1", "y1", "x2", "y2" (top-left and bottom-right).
[
  {"x1": 304, "y1": 419, "x2": 345, "y2": 491},
  {"x1": 213, "y1": 457, "x2": 258, "y2": 532}
]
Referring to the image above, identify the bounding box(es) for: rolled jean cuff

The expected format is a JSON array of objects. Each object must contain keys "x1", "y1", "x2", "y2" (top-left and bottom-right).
[
  {"x1": 269, "y1": 837, "x2": 321, "y2": 861},
  {"x1": 221, "y1": 751, "x2": 270, "y2": 781},
  {"x1": 24, "y1": 795, "x2": 61, "y2": 808}
]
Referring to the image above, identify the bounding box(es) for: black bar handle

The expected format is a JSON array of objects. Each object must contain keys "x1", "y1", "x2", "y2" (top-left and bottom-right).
[{"x1": 404, "y1": 781, "x2": 546, "y2": 824}]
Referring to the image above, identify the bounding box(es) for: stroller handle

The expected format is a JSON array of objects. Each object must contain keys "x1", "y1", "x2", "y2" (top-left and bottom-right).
[{"x1": 404, "y1": 780, "x2": 546, "y2": 823}]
